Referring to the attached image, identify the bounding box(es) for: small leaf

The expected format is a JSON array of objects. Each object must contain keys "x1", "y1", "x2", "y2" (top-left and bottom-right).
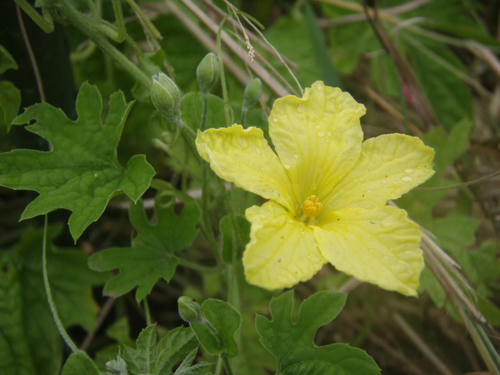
[
  {"x1": 190, "y1": 299, "x2": 241, "y2": 357},
  {"x1": 0, "y1": 45, "x2": 18, "y2": 73},
  {"x1": 256, "y1": 290, "x2": 380, "y2": 375},
  {"x1": 120, "y1": 325, "x2": 197, "y2": 375},
  {"x1": 0, "y1": 81, "x2": 21, "y2": 131},
  {"x1": 62, "y1": 351, "x2": 100, "y2": 375},
  {"x1": 0, "y1": 82, "x2": 155, "y2": 241},
  {"x1": 89, "y1": 199, "x2": 200, "y2": 301}
]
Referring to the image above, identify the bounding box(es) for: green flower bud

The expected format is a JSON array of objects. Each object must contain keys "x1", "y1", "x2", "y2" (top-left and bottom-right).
[
  {"x1": 150, "y1": 72, "x2": 182, "y2": 120},
  {"x1": 178, "y1": 296, "x2": 201, "y2": 322},
  {"x1": 196, "y1": 52, "x2": 219, "y2": 94},
  {"x1": 242, "y1": 78, "x2": 262, "y2": 111}
]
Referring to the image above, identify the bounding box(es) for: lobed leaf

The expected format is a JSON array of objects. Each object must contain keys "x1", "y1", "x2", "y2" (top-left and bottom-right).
[
  {"x1": 0, "y1": 82, "x2": 155, "y2": 241},
  {"x1": 256, "y1": 290, "x2": 380, "y2": 375},
  {"x1": 89, "y1": 199, "x2": 200, "y2": 301},
  {"x1": 190, "y1": 299, "x2": 241, "y2": 357},
  {"x1": 0, "y1": 227, "x2": 107, "y2": 375},
  {"x1": 115, "y1": 324, "x2": 201, "y2": 375}
]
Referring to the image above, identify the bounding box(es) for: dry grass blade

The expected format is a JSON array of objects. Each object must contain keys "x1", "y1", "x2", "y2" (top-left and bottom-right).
[
  {"x1": 179, "y1": 0, "x2": 291, "y2": 96},
  {"x1": 394, "y1": 313, "x2": 454, "y2": 375}
]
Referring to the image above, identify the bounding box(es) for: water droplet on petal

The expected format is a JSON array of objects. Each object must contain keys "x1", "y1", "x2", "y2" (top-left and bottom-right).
[
  {"x1": 238, "y1": 138, "x2": 248, "y2": 148},
  {"x1": 312, "y1": 81, "x2": 323, "y2": 89}
]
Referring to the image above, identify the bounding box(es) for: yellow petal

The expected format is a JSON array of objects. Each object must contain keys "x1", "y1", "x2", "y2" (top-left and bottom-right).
[
  {"x1": 268, "y1": 81, "x2": 366, "y2": 207},
  {"x1": 196, "y1": 125, "x2": 294, "y2": 210},
  {"x1": 326, "y1": 134, "x2": 434, "y2": 211},
  {"x1": 314, "y1": 205, "x2": 424, "y2": 296},
  {"x1": 243, "y1": 201, "x2": 327, "y2": 290}
]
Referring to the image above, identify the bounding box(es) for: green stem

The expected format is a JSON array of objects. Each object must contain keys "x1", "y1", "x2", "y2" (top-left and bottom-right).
[
  {"x1": 200, "y1": 93, "x2": 216, "y2": 252},
  {"x1": 125, "y1": 0, "x2": 162, "y2": 40},
  {"x1": 216, "y1": 15, "x2": 232, "y2": 126},
  {"x1": 42, "y1": 215, "x2": 78, "y2": 353},
  {"x1": 222, "y1": 356, "x2": 234, "y2": 375},
  {"x1": 111, "y1": 0, "x2": 126, "y2": 42},
  {"x1": 151, "y1": 178, "x2": 193, "y2": 202},
  {"x1": 58, "y1": 0, "x2": 151, "y2": 88},
  {"x1": 177, "y1": 257, "x2": 219, "y2": 273},
  {"x1": 143, "y1": 297, "x2": 152, "y2": 325},
  {"x1": 15, "y1": 0, "x2": 54, "y2": 33},
  {"x1": 215, "y1": 355, "x2": 223, "y2": 375},
  {"x1": 241, "y1": 108, "x2": 248, "y2": 127},
  {"x1": 458, "y1": 301, "x2": 500, "y2": 375}
]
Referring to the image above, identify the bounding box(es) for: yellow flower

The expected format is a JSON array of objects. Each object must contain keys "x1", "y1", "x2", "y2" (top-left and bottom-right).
[{"x1": 196, "y1": 81, "x2": 434, "y2": 296}]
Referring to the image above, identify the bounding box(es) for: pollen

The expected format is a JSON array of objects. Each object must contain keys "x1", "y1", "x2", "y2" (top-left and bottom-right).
[{"x1": 302, "y1": 195, "x2": 323, "y2": 218}]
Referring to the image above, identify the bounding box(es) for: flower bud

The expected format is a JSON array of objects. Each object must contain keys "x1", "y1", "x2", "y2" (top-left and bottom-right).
[
  {"x1": 177, "y1": 296, "x2": 201, "y2": 322},
  {"x1": 150, "y1": 72, "x2": 182, "y2": 120},
  {"x1": 242, "y1": 78, "x2": 262, "y2": 111},
  {"x1": 196, "y1": 52, "x2": 219, "y2": 94}
]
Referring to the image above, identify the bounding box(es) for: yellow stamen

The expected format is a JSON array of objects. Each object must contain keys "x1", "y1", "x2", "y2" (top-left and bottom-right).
[{"x1": 302, "y1": 195, "x2": 323, "y2": 218}]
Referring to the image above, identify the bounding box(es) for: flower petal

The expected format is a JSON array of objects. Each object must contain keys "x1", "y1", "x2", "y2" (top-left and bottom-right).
[
  {"x1": 268, "y1": 81, "x2": 366, "y2": 206},
  {"x1": 326, "y1": 134, "x2": 434, "y2": 211},
  {"x1": 196, "y1": 125, "x2": 293, "y2": 210},
  {"x1": 243, "y1": 201, "x2": 327, "y2": 290},
  {"x1": 314, "y1": 205, "x2": 424, "y2": 296}
]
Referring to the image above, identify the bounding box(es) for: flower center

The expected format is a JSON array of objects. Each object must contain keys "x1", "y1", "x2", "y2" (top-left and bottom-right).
[{"x1": 302, "y1": 195, "x2": 323, "y2": 218}]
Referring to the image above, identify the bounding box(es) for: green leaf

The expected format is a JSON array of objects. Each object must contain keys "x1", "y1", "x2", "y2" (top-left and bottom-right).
[
  {"x1": 256, "y1": 290, "x2": 380, "y2": 375},
  {"x1": 419, "y1": 267, "x2": 446, "y2": 308},
  {"x1": 303, "y1": 3, "x2": 340, "y2": 86},
  {"x1": 89, "y1": 199, "x2": 200, "y2": 301},
  {"x1": 266, "y1": 16, "x2": 321, "y2": 87},
  {"x1": 219, "y1": 215, "x2": 250, "y2": 264},
  {"x1": 181, "y1": 92, "x2": 226, "y2": 130},
  {"x1": 174, "y1": 348, "x2": 213, "y2": 375},
  {"x1": 0, "y1": 82, "x2": 155, "y2": 241},
  {"x1": 0, "y1": 227, "x2": 106, "y2": 375},
  {"x1": 190, "y1": 299, "x2": 241, "y2": 357},
  {"x1": 62, "y1": 351, "x2": 100, "y2": 375},
  {"x1": 118, "y1": 324, "x2": 198, "y2": 375},
  {"x1": 325, "y1": 7, "x2": 378, "y2": 75},
  {"x1": 402, "y1": 36, "x2": 473, "y2": 130},
  {"x1": 397, "y1": 120, "x2": 472, "y2": 223},
  {"x1": 422, "y1": 119, "x2": 472, "y2": 175},
  {"x1": 478, "y1": 296, "x2": 500, "y2": 327},
  {"x1": 0, "y1": 81, "x2": 21, "y2": 131},
  {"x1": 0, "y1": 44, "x2": 18, "y2": 73}
]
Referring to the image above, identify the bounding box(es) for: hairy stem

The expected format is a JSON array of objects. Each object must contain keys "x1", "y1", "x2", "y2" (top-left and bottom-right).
[{"x1": 42, "y1": 215, "x2": 78, "y2": 353}]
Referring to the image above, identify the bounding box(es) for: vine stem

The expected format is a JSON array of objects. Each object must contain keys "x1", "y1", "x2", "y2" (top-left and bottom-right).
[
  {"x1": 143, "y1": 297, "x2": 152, "y2": 326},
  {"x1": 215, "y1": 355, "x2": 223, "y2": 375},
  {"x1": 199, "y1": 93, "x2": 215, "y2": 253},
  {"x1": 216, "y1": 15, "x2": 232, "y2": 126},
  {"x1": 42, "y1": 215, "x2": 78, "y2": 353},
  {"x1": 58, "y1": 0, "x2": 151, "y2": 88}
]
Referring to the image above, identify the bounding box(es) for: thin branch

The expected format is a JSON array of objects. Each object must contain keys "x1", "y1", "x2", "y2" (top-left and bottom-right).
[
  {"x1": 179, "y1": 0, "x2": 290, "y2": 96},
  {"x1": 80, "y1": 298, "x2": 115, "y2": 351},
  {"x1": 418, "y1": 170, "x2": 500, "y2": 191},
  {"x1": 16, "y1": 3, "x2": 46, "y2": 102}
]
